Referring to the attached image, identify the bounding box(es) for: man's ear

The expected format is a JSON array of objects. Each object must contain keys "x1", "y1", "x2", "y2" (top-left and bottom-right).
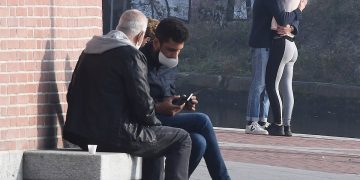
[
  {"x1": 153, "y1": 37, "x2": 160, "y2": 50},
  {"x1": 136, "y1": 31, "x2": 145, "y2": 45}
]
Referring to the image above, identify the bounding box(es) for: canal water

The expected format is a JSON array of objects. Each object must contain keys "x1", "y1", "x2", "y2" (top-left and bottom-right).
[{"x1": 178, "y1": 87, "x2": 360, "y2": 139}]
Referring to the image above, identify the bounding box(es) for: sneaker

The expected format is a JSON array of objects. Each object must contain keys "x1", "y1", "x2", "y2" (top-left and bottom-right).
[
  {"x1": 266, "y1": 123, "x2": 285, "y2": 136},
  {"x1": 245, "y1": 122, "x2": 269, "y2": 135},
  {"x1": 284, "y1": 126, "x2": 292, "y2": 136},
  {"x1": 258, "y1": 121, "x2": 270, "y2": 129}
]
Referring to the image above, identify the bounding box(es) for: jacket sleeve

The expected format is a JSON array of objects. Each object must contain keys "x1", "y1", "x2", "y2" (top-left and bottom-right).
[
  {"x1": 123, "y1": 51, "x2": 162, "y2": 126},
  {"x1": 268, "y1": 0, "x2": 302, "y2": 26},
  {"x1": 291, "y1": 20, "x2": 300, "y2": 35}
]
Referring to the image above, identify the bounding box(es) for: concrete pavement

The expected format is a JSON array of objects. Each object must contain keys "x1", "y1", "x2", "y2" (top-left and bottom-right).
[{"x1": 190, "y1": 128, "x2": 360, "y2": 180}]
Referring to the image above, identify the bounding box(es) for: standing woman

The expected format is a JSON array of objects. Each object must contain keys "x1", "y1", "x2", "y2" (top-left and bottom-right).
[{"x1": 265, "y1": 0, "x2": 306, "y2": 136}]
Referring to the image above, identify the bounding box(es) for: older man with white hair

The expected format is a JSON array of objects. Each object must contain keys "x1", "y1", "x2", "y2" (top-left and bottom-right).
[{"x1": 63, "y1": 9, "x2": 191, "y2": 180}]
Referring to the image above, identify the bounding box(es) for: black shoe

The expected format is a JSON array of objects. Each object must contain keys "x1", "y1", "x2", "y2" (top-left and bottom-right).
[
  {"x1": 266, "y1": 123, "x2": 285, "y2": 136},
  {"x1": 284, "y1": 126, "x2": 292, "y2": 136}
]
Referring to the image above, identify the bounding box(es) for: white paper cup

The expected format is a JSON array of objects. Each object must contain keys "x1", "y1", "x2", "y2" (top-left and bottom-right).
[{"x1": 88, "y1": 145, "x2": 97, "y2": 155}]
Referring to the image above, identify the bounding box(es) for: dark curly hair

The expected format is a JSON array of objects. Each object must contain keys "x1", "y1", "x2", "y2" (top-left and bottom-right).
[{"x1": 155, "y1": 18, "x2": 189, "y2": 44}]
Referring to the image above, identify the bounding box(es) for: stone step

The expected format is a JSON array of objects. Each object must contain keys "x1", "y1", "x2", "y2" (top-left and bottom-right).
[{"x1": 23, "y1": 149, "x2": 142, "y2": 180}]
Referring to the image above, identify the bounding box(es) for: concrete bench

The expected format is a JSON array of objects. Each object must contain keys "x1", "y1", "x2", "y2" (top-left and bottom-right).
[{"x1": 23, "y1": 149, "x2": 142, "y2": 180}]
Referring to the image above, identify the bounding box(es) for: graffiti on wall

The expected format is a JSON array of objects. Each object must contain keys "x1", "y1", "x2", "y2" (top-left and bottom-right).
[
  {"x1": 130, "y1": 0, "x2": 249, "y2": 22},
  {"x1": 131, "y1": 0, "x2": 191, "y2": 21},
  {"x1": 234, "y1": 0, "x2": 248, "y2": 19}
]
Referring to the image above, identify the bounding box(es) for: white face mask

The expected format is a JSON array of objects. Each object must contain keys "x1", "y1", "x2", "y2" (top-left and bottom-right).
[{"x1": 158, "y1": 51, "x2": 178, "y2": 68}]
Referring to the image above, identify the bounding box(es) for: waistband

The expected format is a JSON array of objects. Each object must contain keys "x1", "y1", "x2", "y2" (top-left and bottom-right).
[
  {"x1": 271, "y1": 30, "x2": 295, "y2": 42},
  {"x1": 273, "y1": 35, "x2": 295, "y2": 42}
]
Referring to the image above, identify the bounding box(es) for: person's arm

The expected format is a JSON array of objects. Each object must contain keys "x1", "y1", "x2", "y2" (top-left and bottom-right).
[
  {"x1": 155, "y1": 96, "x2": 185, "y2": 116},
  {"x1": 291, "y1": 20, "x2": 300, "y2": 35},
  {"x1": 267, "y1": 0, "x2": 306, "y2": 26},
  {"x1": 277, "y1": 21, "x2": 299, "y2": 35},
  {"x1": 123, "y1": 51, "x2": 162, "y2": 126}
]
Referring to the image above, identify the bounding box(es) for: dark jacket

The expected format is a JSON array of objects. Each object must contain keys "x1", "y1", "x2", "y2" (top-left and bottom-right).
[
  {"x1": 140, "y1": 42, "x2": 177, "y2": 102},
  {"x1": 249, "y1": 0, "x2": 302, "y2": 48},
  {"x1": 63, "y1": 31, "x2": 161, "y2": 151}
]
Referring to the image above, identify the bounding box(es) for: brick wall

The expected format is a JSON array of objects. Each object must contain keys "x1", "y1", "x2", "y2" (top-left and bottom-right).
[{"x1": 0, "y1": 0, "x2": 102, "y2": 151}]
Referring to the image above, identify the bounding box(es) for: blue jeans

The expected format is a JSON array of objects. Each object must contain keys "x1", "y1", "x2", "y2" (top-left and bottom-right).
[
  {"x1": 246, "y1": 48, "x2": 270, "y2": 122},
  {"x1": 158, "y1": 112, "x2": 231, "y2": 180}
]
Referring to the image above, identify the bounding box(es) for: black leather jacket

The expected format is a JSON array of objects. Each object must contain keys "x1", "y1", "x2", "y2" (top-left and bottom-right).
[{"x1": 63, "y1": 46, "x2": 161, "y2": 151}]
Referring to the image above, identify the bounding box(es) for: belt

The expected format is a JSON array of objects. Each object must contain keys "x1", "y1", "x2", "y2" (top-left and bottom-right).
[{"x1": 273, "y1": 35, "x2": 295, "y2": 42}]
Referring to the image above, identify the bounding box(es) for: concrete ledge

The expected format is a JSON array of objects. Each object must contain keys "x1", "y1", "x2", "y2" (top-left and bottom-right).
[
  {"x1": 23, "y1": 150, "x2": 142, "y2": 180},
  {"x1": 0, "y1": 151, "x2": 23, "y2": 180}
]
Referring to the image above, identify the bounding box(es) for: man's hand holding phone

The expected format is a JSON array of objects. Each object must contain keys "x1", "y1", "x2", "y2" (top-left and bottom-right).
[
  {"x1": 172, "y1": 93, "x2": 198, "y2": 111},
  {"x1": 155, "y1": 96, "x2": 185, "y2": 116}
]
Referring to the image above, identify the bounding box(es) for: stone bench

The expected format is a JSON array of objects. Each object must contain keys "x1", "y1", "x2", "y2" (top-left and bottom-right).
[{"x1": 23, "y1": 149, "x2": 142, "y2": 180}]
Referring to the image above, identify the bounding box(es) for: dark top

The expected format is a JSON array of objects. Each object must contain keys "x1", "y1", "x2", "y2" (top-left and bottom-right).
[
  {"x1": 63, "y1": 46, "x2": 161, "y2": 151},
  {"x1": 249, "y1": 0, "x2": 302, "y2": 48}
]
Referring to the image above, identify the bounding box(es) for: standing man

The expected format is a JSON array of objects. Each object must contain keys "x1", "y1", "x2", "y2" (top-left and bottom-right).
[
  {"x1": 140, "y1": 18, "x2": 231, "y2": 180},
  {"x1": 245, "y1": 0, "x2": 308, "y2": 135},
  {"x1": 63, "y1": 9, "x2": 191, "y2": 180}
]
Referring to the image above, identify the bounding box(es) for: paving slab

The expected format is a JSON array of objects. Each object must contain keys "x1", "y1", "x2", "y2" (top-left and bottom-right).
[{"x1": 190, "y1": 128, "x2": 360, "y2": 180}]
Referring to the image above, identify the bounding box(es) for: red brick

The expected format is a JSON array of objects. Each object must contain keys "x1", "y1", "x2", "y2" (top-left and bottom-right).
[
  {"x1": 0, "y1": 0, "x2": 6, "y2": 6},
  {"x1": 25, "y1": 128, "x2": 37, "y2": 138},
  {"x1": 10, "y1": 96, "x2": 17, "y2": 104},
  {"x1": 7, "y1": 62, "x2": 19, "y2": 72},
  {"x1": 10, "y1": 7, "x2": 17, "y2": 16},
  {"x1": 0, "y1": 141, "x2": 17, "y2": 151},
  {"x1": 0, "y1": 86, "x2": 6, "y2": 95},
  {"x1": 27, "y1": 6, "x2": 33, "y2": 16},
  {"x1": 15, "y1": 73, "x2": 28, "y2": 83},
  {"x1": 0, "y1": 96, "x2": 10, "y2": 106},
  {"x1": 0, "y1": 73, "x2": 10, "y2": 83},
  {"x1": 41, "y1": 18, "x2": 51, "y2": 27},
  {"x1": 33, "y1": 7, "x2": 44, "y2": 16},
  {"x1": 7, "y1": 17, "x2": 18, "y2": 27},
  {"x1": 0, "y1": 119, "x2": 11, "y2": 129},
  {"x1": 16, "y1": 139, "x2": 30, "y2": 150},
  {"x1": 35, "y1": 0, "x2": 48, "y2": 6},
  {"x1": 19, "y1": 107, "x2": 27, "y2": 116},
  {"x1": 24, "y1": 17, "x2": 37, "y2": 27},
  {"x1": 25, "y1": 105, "x2": 37, "y2": 115},
  {"x1": 0, "y1": 7, "x2": 9, "y2": 16},
  {"x1": 11, "y1": 117, "x2": 29, "y2": 127},
  {"x1": 15, "y1": 29, "x2": 28, "y2": 38},
  {"x1": 18, "y1": 0, "x2": 25, "y2": 6},
  {"x1": 7, "y1": 106, "x2": 19, "y2": 116},
  {"x1": 5, "y1": 129, "x2": 20, "y2": 139},
  {"x1": 29, "y1": 117, "x2": 37, "y2": 126},
  {"x1": 7, "y1": 0, "x2": 19, "y2": 6},
  {"x1": 7, "y1": 40, "x2": 20, "y2": 49},
  {"x1": 0, "y1": 41, "x2": 6, "y2": 51},
  {"x1": 16, "y1": 7, "x2": 27, "y2": 16},
  {"x1": 16, "y1": 53, "x2": 27, "y2": 62}
]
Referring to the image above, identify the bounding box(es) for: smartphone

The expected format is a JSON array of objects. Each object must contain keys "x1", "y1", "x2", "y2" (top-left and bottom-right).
[{"x1": 172, "y1": 93, "x2": 193, "y2": 105}]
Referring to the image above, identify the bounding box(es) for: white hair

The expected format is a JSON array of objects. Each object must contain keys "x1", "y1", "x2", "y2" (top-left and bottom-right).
[{"x1": 116, "y1": 9, "x2": 148, "y2": 39}]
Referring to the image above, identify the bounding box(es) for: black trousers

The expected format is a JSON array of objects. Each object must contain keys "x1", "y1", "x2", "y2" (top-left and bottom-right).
[{"x1": 94, "y1": 126, "x2": 191, "y2": 180}]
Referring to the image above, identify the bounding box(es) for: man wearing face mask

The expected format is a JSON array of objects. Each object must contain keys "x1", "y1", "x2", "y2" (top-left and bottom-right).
[
  {"x1": 63, "y1": 10, "x2": 192, "y2": 180},
  {"x1": 140, "y1": 18, "x2": 231, "y2": 180}
]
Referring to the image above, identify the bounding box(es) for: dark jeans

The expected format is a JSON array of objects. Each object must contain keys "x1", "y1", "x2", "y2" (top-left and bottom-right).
[
  {"x1": 153, "y1": 112, "x2": 231, "y2": 180},
  {"x1": 94, "y1": 126, "x2": 191, "y2": 180}
]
